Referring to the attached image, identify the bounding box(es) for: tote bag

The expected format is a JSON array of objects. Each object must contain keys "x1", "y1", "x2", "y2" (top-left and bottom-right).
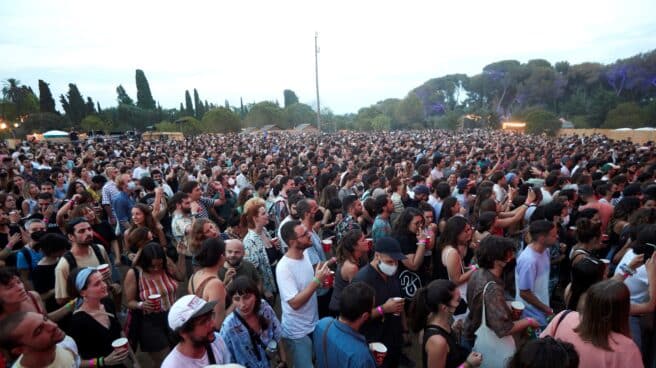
[{"x1": 472, "y1": 281, "x2": 516, "y2": 368}]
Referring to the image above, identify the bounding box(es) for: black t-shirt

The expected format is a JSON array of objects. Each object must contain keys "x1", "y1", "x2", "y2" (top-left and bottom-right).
[
  {"x1": 92, "y1": 222, "x2": 117, "y2": 253},
  {"x1": 32, "y1": 263, "x2": 58, "y2": 312},
  {"x1": 394, "y1": 232, "x2": 430, "y2": 298},
  {"x1": 353, "y1": 264, "x2": 403, "y2": 349}
]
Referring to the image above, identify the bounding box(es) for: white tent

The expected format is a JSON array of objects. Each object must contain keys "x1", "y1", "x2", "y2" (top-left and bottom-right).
[
  {"x1": 635, "y1": 127, "x2": 655, "y2": 131},
  {"x1": 42, "y1": 130, "x2": 69, "y2": 138},
  {"x1": 614, "y1": 128, "x2": 633, "y2": 131}
]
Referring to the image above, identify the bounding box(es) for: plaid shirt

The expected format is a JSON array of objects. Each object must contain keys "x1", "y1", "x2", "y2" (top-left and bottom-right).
[{"x1": 335, "y1": 215, "x2": 361, "y2": 243}]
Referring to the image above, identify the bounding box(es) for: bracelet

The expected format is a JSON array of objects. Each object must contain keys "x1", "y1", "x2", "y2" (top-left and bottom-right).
[
  {"x1": 312, "y1": 277, "x2": 321, "y2": 286},
  {"x1": 620, "y1": 264, "x2": 636, "y2": 277},
  {"x1": 417, "y1": 242, "x2": 426, "y2": 247},
  {"x1": 376, "y1": 305, "x2": 384, "y2": 317},
  {"x1": 137, "y1": 301, "x2": 144, "y2": 310},
  {"x1": 66, "y1": 300, "x2": 75, "y2": 311}
]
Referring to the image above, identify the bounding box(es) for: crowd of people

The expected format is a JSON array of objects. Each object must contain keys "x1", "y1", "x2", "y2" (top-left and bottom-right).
[{"x1": 0, "y1": 128, "x2": 654, "y2": 368}]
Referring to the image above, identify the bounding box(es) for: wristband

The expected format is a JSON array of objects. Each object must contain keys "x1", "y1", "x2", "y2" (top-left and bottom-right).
[
  {"x1": 5, "y1": 242, "x2": 13, "y2": 250},
  {"x1": 137, "y1": 301, "x2": 144, "y2": 310},
  {"x1": 417, "y1": 242, "x2": 426, "y2": 248},
  {"x1": 525, "y1": 317, "x2": 534, "y2": 325},
  {"x1": 376, "y1": 305, "x2": 384, "y2": 317},
  {"x1": 312, "y1": 277, "x2": 321, "y2": 286},
  {"x1": 66, "y1": 300, "x2": 75, "y2": 311}
]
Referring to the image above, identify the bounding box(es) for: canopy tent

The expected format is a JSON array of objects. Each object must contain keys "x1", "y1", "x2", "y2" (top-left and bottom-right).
[{"x1": 42, "y1": 130, "x2": 69, "y2": 138}]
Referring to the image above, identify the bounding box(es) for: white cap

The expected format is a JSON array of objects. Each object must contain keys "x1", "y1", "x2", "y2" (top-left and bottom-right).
[{"x1": 167, "y1": 295, "x2": 217, "y2": 331}]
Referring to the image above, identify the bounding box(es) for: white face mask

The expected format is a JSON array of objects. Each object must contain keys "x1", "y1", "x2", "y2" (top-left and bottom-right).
[{"x1": 378, "y1": 260, "x2": 398, "y2": 276}]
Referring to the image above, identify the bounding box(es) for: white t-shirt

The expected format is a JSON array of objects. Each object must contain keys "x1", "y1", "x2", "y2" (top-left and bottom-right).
[
  {"x1": 493, "y1": 184, "x2": 507, "y2": 203},
  {"x1": 161, "y1": 333, "x2": 230, "y2": 368},
  {"x1": 276, "y1": 254, "x2": 318, "y2": 339},
  {"x1": 13, "y1": 336, "x2": 80, "y2": 368},
  {"x1": 618, "y1": 249, "x2": 649, "y2": 303}
]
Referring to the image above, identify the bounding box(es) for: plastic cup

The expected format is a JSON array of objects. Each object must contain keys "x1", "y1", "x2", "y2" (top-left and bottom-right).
[
  {"x1": 392, "y1": 297, "x2": 404, "y2": 316},
  {"x1": 369, "y1": 342, "x2": 387, "y2": 365},
  {"x1": 510, "y1": 301, "x2": 525, "y2": 320},
  {"x1": 323, "y1": 271, "x2": 335, "y2": 288},
  {"x1": 111, "y1": 337, "x2": 128, "y2": 352},
  {"x1": 96, "y1": 264, "x2": 111, "y2": 279},
  {"x1": 148, "y1": 294, "x2": 161, "y2": 311},
  {"x1": 365, "y1": 238, "x2": 373, "y2": 251},
  {"x1": 321, "y1": 239, "x2": 333, "y2": 253}
]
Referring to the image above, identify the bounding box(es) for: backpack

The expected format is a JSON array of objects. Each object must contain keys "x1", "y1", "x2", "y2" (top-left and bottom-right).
[
  {"x1": 63, "y1": 244, "x2": 107, "y2": 271},
  {"x1": 19, "y1": 247, "x2": 35, "y2": 272}
]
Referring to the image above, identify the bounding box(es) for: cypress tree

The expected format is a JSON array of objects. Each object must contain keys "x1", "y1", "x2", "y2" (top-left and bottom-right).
[
  {"x1": 38, "y1": 79, "x2": 56, "y2": 113},
  {"x1": 116, "y1": 85, "x2": 134, "y2": 105},
  {"x1": 179, "y1": 103, "x2": 184, "y2": 113},
  {"x1": 204, "y1": 100, "x2": 209, "y2": 113},
  {"x1": 193, "y1": 89, "x2": 204, "y2": 119},
  {"x1": 86, "y1": 97, "x2": 96, "y2": 115},
  {"x1": 61, "y1": 83, "x2": 87, "y2": 123},
  {"x1": 135, "y1": 69, "x2": 156, "y2": 109},
  {"x1": 96, "y1": 102, "x2": 102, "y2": 114},
  {"x1": 184, "y1": 90, "x2": 194, "y2": 116}
]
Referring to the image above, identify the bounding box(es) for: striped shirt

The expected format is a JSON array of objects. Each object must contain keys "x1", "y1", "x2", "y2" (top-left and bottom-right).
[{"x1": 137, "y1": 269, "x2": 178, "y2": 310}]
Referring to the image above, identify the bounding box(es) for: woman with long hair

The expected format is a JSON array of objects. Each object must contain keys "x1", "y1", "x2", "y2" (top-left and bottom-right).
[
  {"x1": 220, "y1": 276, "x2": 287, "y2": 368},
  {"x1": 68, "y1": 267, "x2": 136, "y2": 367},
  {"x1": 507, "y1": 337, "x2": 579, "y2": 368},
  {"x1": 242, "y1": 198, "x2": 278, "y2": 302},
  {"x1": 433, "y1": 216, "x2": 476, "y2": 319},
  {"x1": 437, "y1": 197, "x2": 461, "y2": 233},
  {"x1": 124, "y1": 243, "x2": 184, "y2": 366},
  {"x1": 186, "y1": 218, "x2": 220, "y2": 257},
  {"x1": 392, "y1": 207, "x2": 430, "y2": 296},
  {"x1": 124, "y1": 203, "x2": 166, "y2": 248},
  {"x1": 409, "y1": 279, "x2": 482, "y2": 368},
  {"x1": 318, "y1": 184, "x2": 342, "y2": 238},
  {"x1": 188, "y1": 238, "x2": 228, "y2": 331},
  {"x1": 541, "y1": 279, "x2": 645, "y2": 368},
  {"x1": 606, "y1": 197, "x2": 641, "y2": 260},
  {"x1": 328, "y1": 228, "x2": 369, "y2": 314},
  {"x1": 20, "y1": 181, "x2": 39, "y2": 216}
]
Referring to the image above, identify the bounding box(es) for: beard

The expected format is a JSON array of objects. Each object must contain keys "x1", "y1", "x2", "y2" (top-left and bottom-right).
[
  {"x1": 227, "y1": 258, "x2": 242, "y2": 267},
  {"x1": 190, "y1": 331, "x2": 215, "y2": 348},
  {"x1": 182, "y1": 207, "x2": 192, "y2": 214}
]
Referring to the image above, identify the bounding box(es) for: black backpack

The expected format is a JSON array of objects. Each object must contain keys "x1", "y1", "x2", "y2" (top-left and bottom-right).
[{"x1": 62, "y1": 244, "x2": 107, "y2": 271}]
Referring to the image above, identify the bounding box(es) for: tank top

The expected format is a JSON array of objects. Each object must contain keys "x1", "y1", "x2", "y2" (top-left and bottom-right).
[
  {"x1": 137, "y1": 268, "x2": 178, "y2": 311},
  {"x1": 422, "y1": 324, "x2": 468, "y2": 368}
]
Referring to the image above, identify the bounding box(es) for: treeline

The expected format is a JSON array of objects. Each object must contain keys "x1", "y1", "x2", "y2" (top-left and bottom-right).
[{"x1": 1, "y1": 49, "x2": 654, "y2": 136}]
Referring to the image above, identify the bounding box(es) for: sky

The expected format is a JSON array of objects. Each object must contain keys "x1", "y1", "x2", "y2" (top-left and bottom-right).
[{"x1": 1, "y1": 0, "x2": 655, "y2": 114}]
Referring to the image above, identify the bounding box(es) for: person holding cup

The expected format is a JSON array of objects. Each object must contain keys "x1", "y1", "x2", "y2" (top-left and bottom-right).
[
  {"x1": 463, "y1": 236, "x2": 539, "y2": 351},
  {"x1": 409, "y1": 279, "x2": 482, "y2": 368},
  {"x1": 329, "y1": 229, "x2": 369, "y2": 315},
  {"x1": 124, "y1": 242, "x2": 185, "y2": 367},
  {"x1": 67, "y1": 267, "x2": 137, "y2": 367}
]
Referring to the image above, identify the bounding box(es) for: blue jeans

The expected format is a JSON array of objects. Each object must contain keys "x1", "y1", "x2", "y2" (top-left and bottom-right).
[{"x1": 283, "y1": 335, "x2": 314, "y2": 368}]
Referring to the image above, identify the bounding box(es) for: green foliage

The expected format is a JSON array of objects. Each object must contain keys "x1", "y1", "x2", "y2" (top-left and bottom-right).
[
  {"x1": 2, "y1": 79, "x2": 39, "y2": 119},
  {"x1": 135, "y1": 69, "x2": 156, "y2": 110},
  {"x1": 81, "y1": 115, "x2": 109, "y2": 132},
  {"x1": 284, "y1": 103, "x2": 315, "y2": 128},
  {"x1": 155, "y1": 120, "x2": 180, "y2": 132},
  {"x1": 38, "y1": 80, "x2": 57, "y2": 113},
  {"x1": 184, "y1": 90, "x2": 194, "y2": 117},
  {"x1": 515, "y1": 107, "x2": 559, "y2": 135},
  {"x1": 116, "y1": 85, "x2": 134, "y2": 105},
  {"x1": 174, "y1": 116, "x2": 202, "y2": 136},
  {"x1": 60, "y1": 83, "x2": 87, "y2": 124},
  {"x1": 86, "y1": 97, "x2": 96, "y2": 115},
  {"x1": 602, "y1": 102, "x2": 648, "y2": 129},
  {"x1": 201, "y1": 108, "x2": 241, "y2": 133},
  {"x1": 395, "y1": 93, "x2": 424, "y2": 129},
  {"x1": 20, "y1": 112, "x2": 65, "y2": 133},
  {"x1": 194, "y1": 89, "x2": 204, "y2": 119},
  {"x1": 244, "y1": 101, "x2": 285, "y2": 128},
  {"x1": 283, "y1": 89, "x2": 299, "y2": 107},
  {"x1": 570, "y1": 115, "x2": 592, "y2": 128},
  {"x1": 431, "y1": 111, "x2": 460, "y2": 130},
  {"x1": 371, "y1": 114, "x2": 391, "y2": 131}
]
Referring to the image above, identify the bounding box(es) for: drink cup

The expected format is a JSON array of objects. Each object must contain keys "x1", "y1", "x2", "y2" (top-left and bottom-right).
[
  {"x1": 392, "y1": 297, "x2": 404, "y2": 316},
  {"x1": 111, "y1": 337, "x2": 129, "y2": 352},
  {"x1": 265, "y1": 340, "x2": 278, "y2": 359},
  {"x1": 365, "y1": 238, "x2": 373, "y2": 251},
  {"x1": 321, "y1": 239, "x2": 332, "y2": 253},
  {"x1": 148, "y1": 294, "x2": 161, "y2": 311},
  {"x1": 96, "y1": 264, "x2": 110, "y2": 279},
  {"x1": 323, "y1": 271, "x2": 335, "y2": 288},
  {"x1": 600, "y1": 259, "x2": 610, "y2": 276},
  {"x1": 369, "y1": 342, "x2": 387, "y2": 366},
  {"x1": 510, "y1": 301, "x2": 525, "y2": 320}
]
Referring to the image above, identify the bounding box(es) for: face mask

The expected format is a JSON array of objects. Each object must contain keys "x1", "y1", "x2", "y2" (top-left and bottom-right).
[
  {"x1": 313, "y1": 210, "x2": 324, "y2": 222},
  {"x1": 127, "y1": 181, "x2": 137, "y2": 191},
  {"x1": 31, "y1": 230, "x2": 46, "y2": 242},
  {"x1": 378, "y1": 260, "x2": 398, "y2": 276}
]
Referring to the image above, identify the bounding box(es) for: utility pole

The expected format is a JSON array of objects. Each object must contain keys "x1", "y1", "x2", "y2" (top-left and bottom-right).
[{"x1": 314, "y1": 32, "x2": 321, "y2": 132}]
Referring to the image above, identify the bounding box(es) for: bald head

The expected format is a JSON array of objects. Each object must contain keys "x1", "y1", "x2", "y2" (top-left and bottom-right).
[{"x1": 225, "y1": 239, "x2": 244, "y2": 267}]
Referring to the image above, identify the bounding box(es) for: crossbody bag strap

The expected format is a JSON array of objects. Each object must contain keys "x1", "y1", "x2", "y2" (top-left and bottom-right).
[
  {"x1": 233, "y1": 311, "x2": 266, "y2": 361},
  {"x1": 205, "y1": 340, "x2": 216, "y2": 364},
  {"x1": 480, "y1": 281, "x2": 495, "y2": 327}
]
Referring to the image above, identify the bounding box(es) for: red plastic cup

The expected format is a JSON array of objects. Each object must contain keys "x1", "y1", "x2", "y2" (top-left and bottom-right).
[
  {"x1": 365, "y1": 238, "x2": 373, "y2": 251},
  {"x1": 96, "y1": 264, "x2": 111, "y2": 280},
  {"x1": 321, "y1": 239, "x2": 333, "y2": 253},
  {"x1": 148, "y1": 294, "x2": 161, "y2": 311},
  {"x1": 323, "y1": 271, "x2": 335, "y2": 288},
  {"x1": 369, "y1": 342, "x2": 387, "y2": 366},
  {"x1": 111, "y1": 337, "x2": 128, "y2": 352}
]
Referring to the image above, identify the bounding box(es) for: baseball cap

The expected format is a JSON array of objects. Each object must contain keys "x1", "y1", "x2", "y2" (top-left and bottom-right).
[
  {"x1": 168, "y1": 295, "x2": 217, "y2": 331},
  {"x1": 600, "y1": 163, "x2": 620, "y2": 173},
  {"x1": 374, "y1": 237, "x2": 407, "y2": 260},
  {"x1": 457, "y1": 178, "x2": 469, "y2": 191},
  {"x1": 414, "y1": 185, "x2": 430, "y2": 196}
]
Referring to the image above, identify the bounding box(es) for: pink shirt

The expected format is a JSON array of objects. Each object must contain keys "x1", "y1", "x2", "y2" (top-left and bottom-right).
[{"x1": 540, "y1": 311, "x2": 643, "y2": 368}]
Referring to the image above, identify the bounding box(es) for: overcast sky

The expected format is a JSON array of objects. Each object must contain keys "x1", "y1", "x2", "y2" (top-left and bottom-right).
[{"x1": 1, "y1": 0, "x2": 654, "y2": 114}]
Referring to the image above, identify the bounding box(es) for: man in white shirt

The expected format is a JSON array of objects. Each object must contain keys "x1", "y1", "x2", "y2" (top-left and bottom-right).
[
  {"x1": 0, "y1": 311, "x2": 81, "y2": 368},
  {"x1": 162, "y1": 295, "x2": 231, "y2": 368},
  {"x1": 491, "y1": 171, "x2": 508, "y2": 204},
  {"x1": 277, "y1": 220, "x2": 334, "y2": 368}
]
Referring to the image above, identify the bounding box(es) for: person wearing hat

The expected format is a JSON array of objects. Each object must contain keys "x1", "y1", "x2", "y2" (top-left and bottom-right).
[
  {"x1": 353, "y1": 237, "x2": 407, "y2": 368},
  {"x1": 600, "y1": 163, "x2": 620, "y2": 181},
  {"x1": 407, "y1": 184, "x2": 430, "y2": 209},
  {"x1": 162, "y1": 294, "x2": 231, "y2": 367}
]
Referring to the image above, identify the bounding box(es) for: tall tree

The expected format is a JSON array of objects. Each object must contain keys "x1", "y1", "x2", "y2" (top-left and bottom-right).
[
  {"x1": 2, "y1": 79, "x2": 38, "y2": 118},
  {"x1": 96, "y1": 102, "x2": 102, "y2": 114},
  {"x1": 38, "y1": 80, "x2": 57, "y2": 113},
  {"x1": 135, "y1": 69, "x2": 156, "y2": 109},
  {"x1": 60, "y1": 83, "x2": 87, "y2": 123},
  {"x1": 193, "y1": 89, "x2": 204, "y2": 119},
  {"x1": 204, "y1": 100, "x2": 209, "y2": 113},
  {"x1": 184, "y1": 90, "x2": 194, "y2": 116},
  {"x1": 86, "y1": 97, "x2": 96, "y2": 115},
  {"x1": 179, "y1": 103, "x2": 184, "y2": 113},
  {"x1": 116, "y1": 85, "x2": 134, "y2": 105},
  {"x1": 283, "y1": 90, "x2": 299, "y2": 107}
]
